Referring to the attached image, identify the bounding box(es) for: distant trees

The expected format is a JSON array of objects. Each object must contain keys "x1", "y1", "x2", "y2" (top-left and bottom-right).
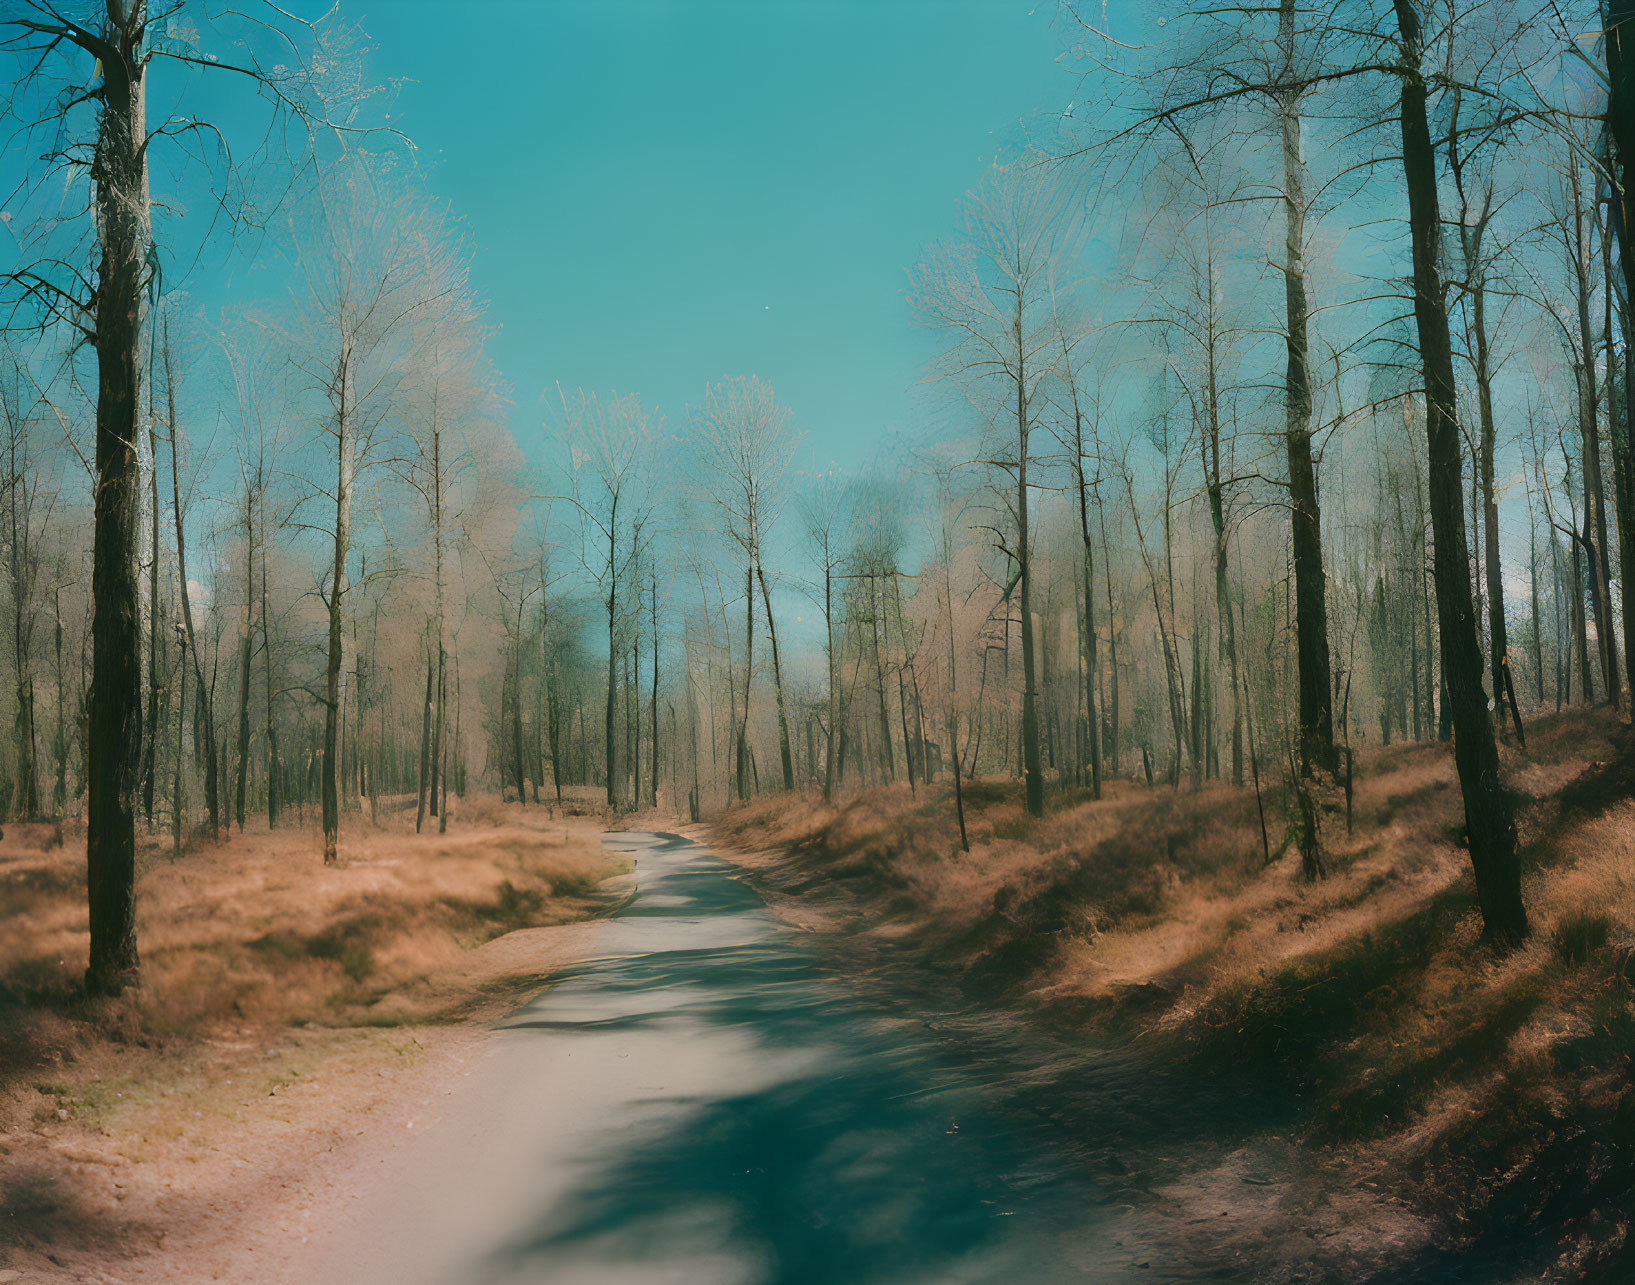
[
  {"x1": 693, "y1": 376, "x2": 799, "y2": 797},
  {"x1": 801, "y1": 470, "x2": 854, "y2": 804},
  {"x1": 911, "y1": 155, "x2": 1083, "y2": 817},
  {"x1": 1, "y1": 366, "x2": 45, "y2": 820},
  {"x1": 291, "y1": 161, "x2": 439, "y2": 864},
  {"x1": 551, "y1": 387, "x2": 658, "y2": 810}
]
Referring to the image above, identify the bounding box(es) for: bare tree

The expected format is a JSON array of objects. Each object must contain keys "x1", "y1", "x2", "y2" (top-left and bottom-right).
[
  {"x1": 287, "y1": 158, "x2": 440, "y2": 864},
  {"x1": 800, "y1": 468, "x2": 855, "y2": 803},
  {"x1": 0, "y1": 0, "x2": 371, "y2": 991},
  {"x1": 161, "y1": 321, "x2": 220, "y2": 840},
  {"x1": 692, "y1": 376, "x2": 800, "y2": 798},
  {"x1": 911, "y1": 152, "x2": 1083, "y2": 817},
  {"x1": 550, "y1": 387, "x2": 657, "y2": 810}
]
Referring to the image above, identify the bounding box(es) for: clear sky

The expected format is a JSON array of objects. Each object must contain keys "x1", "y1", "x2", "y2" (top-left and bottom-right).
[{"x1": 365, "y1": 1, "x2": 1074, "y2": 467}]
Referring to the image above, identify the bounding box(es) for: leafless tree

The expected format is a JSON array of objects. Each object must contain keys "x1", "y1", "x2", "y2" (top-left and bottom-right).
[
  {"x1": 911, "y1": 151, "x2": 1084, "y2": 817},
  {"x1": 691, "y1": 375, "x2": 801, "y2": 798}
]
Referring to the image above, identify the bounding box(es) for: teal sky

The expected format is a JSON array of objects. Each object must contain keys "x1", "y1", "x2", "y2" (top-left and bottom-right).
[{"x1": 366, "y1": 1, "x2": 1074, "y2": 465}]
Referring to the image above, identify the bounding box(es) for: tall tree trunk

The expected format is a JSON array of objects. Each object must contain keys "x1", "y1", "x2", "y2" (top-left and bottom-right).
[
  {"x1": 263, "y1": 525, "x2": 278, "y2": 828},
  {"x1": 173, "y1": 627, "x2": 186, "y2": 851},
  {"x1": 141, "y1": 333, "x2": 162, "y2": 828},
  {"x1": 415, "y1": 645, "x2": 433, "y2": 831},
  {"x1": 1015, "y1": 326, "x2": 1044, "y2": 817},
  {"x1": 756, "y1": 565, "x2": 795, "y2": 791},
  {"x1": 166, "y1": 339, "x2": 219, "y2": 841},
  {"x1": 1569, "y1": 532, "x2": 1590, "y2": 700},
  {"x1": 1278, "y1": 0, "x2": 1336, "y2": 775},
  {"x1": 1618, "y1": 311, "x2": 1635, "y2": 702},
  {"x1": 84, "y1": 14, "x2": 149, "y2": 994},
  {"x1": 650, "y1": 572, "x2": 660, "y2": 808},
  {"x1": 53, "y1": 586, "x2": 67, "y2": 815},
  {"x1": 1569, "y1": 155, "x2": 1621, "y2": 706},
  {"x1": 1467, "y1": 246, "x2": 1524, "y2": 743},
  {"x1": 1203, "y1": 427, "x2": 1243, "y2": 785},
  {"x1": 542, "y1": 577, "x2": 563, "y2": 803},
  {"x1": 233, "y1": 492, "x2": 254, "y2": 831},
  {"x1": 1394, "y1": 0, "x2": 1526, "y2": 942},
  {"x1": 1099, "y1": 493, "x2": 1120, "y2": 772},
  {"x1": 824, "y1": 557, "x2": 838, "y2": 803},
  {"x1": 1604, "y1": 188, "x2": 1635, "y2": 702},
  {"x1": 627, "y1": 637, "x2": 638, "y2": 804},
  {"x1": 6, "y1": 412, "x2": 39, "y2": 819},
  {"x1": 738, "y1": 565, "x2": 754, "y2": 800},
  {"x1": 870, "y1": 575, "x2": 895, "y2": 781},
  {"x1": 1603, "y1": 24, "x2": 1635, "y2": 699},
  {"x1": 321, "y1": 362, "x2": 351, "y2": 866},
  {"x1": 510, "y1": 611, "x2": 527, "y2": 806},
  {"x1": 1527, "y1": 480, "x2": 1545, "y2": 705},
  {"x1": 1073, "y1": 437, "x2": 1103, "y2": 797},
  {"x1": 605, "y1": 514, "x2": 619, "y2": 809}
]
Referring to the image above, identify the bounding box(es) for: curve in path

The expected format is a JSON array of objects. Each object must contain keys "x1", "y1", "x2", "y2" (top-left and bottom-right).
[{"x1": 303, "y1": 830, "x2": 1169, "y2": 1284}]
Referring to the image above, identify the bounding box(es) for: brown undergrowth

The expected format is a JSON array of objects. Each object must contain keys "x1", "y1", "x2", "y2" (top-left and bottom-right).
[
  {"x1": 713, "y1": 708, "x2": 1635, "y2": 1280},
  {"x1": 0, "y1": 797, "x2": 626, "y2": 1277}
]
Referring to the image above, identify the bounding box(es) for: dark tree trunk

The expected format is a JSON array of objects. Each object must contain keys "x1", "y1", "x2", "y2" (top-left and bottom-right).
[
  {"x1": 1203, "y1": 432, "x2": 1243, "y2": 786},
  {"x1": 1074, "y1": 446, "x2": 1103, "y2": 797},
  {"x1": 870, "y1": 578, "x2": 894, "y2": 782},
  {"x1": 605, "y1": 515, "x2": 619, "y2": 808},
  {"x1": 757, "y1": 566, "x2": 795, "y2": 791},
  {"x1": 738, "y1": 565, "x2": 755, "y2": 800},
  {"x1": 1604, "y1": 14, "x2": 1635, "y2": 698},
  {"x1": 1616, "y1": 293, "x2": 1635, "y2": 702},
  {"x1": 321, "y1": 376, "x2": 349, "y2": 866},
  {"x1": 823, "y1": 559, "x2": 837, "y2": 803},
  {"x1": 1279, "y1": 0, "x2": 1336, "y2": 776},
  {"x1": 1394, "y1": 0, "x2": 1526, "y2": 942},
  {"x1": 415, "y1": 647, "x2": 432, "y2": 831},
  {"x1": 233, "y1": 497, "x2": 254, "y2": 831},
  {"x1": 263, "y1": 535, "x2": 278, "y2": 828},
  {"x1": 1468, "y1": 248, "x2": 1524, "y2": 745},
  {"x1": 167, "y1": 340, "x2": 220, "y2": 843},
  {"x1": 649, "y1": 573, "x2": 660, "y2": 808},
  {"x1": 1016, "y1": 339, "x2": 1044, "y2": 817},
  {"x1": 142, "y1": 347, "x2": 162, "y2": 828},
  {"x1": 542, "y1": 582, "x2": 563, "y2": 803},
  {"x1": 1098, "y1": 495, "x2": 1120, "y2": 772},
  {"x1": 510, "y1": 619, "x2": 527, "y2": 806},
  {"x1": 1569, "y1": 156, "x2": 1622, "y2": 707},
  {"x1": 6, "y1": 414, "x2": 40, "y2": 820},
  {"x1": 84, "y1": 15, "x2": 149, "y2": 994}
]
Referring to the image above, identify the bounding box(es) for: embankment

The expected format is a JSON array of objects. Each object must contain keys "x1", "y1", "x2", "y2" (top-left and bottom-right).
[{"x1": 712, "y1": 709, "x2": 1635, "y2": 1281}]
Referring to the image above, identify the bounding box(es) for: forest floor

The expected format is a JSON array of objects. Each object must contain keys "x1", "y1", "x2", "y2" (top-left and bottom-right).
[
  {"x1": 712, "y1": 707, "x2": 1635, "y2": 1283},
  {"x1": 0, "y1": 790, "x2": 630, "y2": 1284}
]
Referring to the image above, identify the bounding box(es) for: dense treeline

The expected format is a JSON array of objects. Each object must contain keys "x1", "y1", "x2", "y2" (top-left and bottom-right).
[{"x1": 2, "y1": 0, "x2": 1632, "y2": 987}]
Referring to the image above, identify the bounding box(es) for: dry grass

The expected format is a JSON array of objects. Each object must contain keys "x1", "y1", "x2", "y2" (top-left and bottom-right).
[
  {"x1": 715, "y1": 708, "x2": 1635, "y2": 1276},
  {"x1": 0, "y1": 798, "x2": 626, "y2": 1276},
  {"x1": 0, "y1": 801, "x2": 621, "y2": 1050}
]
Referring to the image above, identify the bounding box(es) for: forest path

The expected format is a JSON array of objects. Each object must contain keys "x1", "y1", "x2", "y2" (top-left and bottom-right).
[{"x1": 290, "y1": 830, "x2": 1171, "y2": 1285}]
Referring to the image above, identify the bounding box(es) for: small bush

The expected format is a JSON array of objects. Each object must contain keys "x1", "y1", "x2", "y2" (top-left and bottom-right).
[
  {"x1": 303, "y1": 920, "x2": 378, "y2": 981},
  {"x1": 1553, "y1": 908, "x2": 1612, "y2": 964},
  {"x1": 494, "y1": 879, "x2": 543, "y2": 922}
]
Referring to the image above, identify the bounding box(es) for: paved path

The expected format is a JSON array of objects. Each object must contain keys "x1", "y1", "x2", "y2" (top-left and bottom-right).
[{"x1": 298, "y1": 831, "x2": 1152, "y2": 1284}]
